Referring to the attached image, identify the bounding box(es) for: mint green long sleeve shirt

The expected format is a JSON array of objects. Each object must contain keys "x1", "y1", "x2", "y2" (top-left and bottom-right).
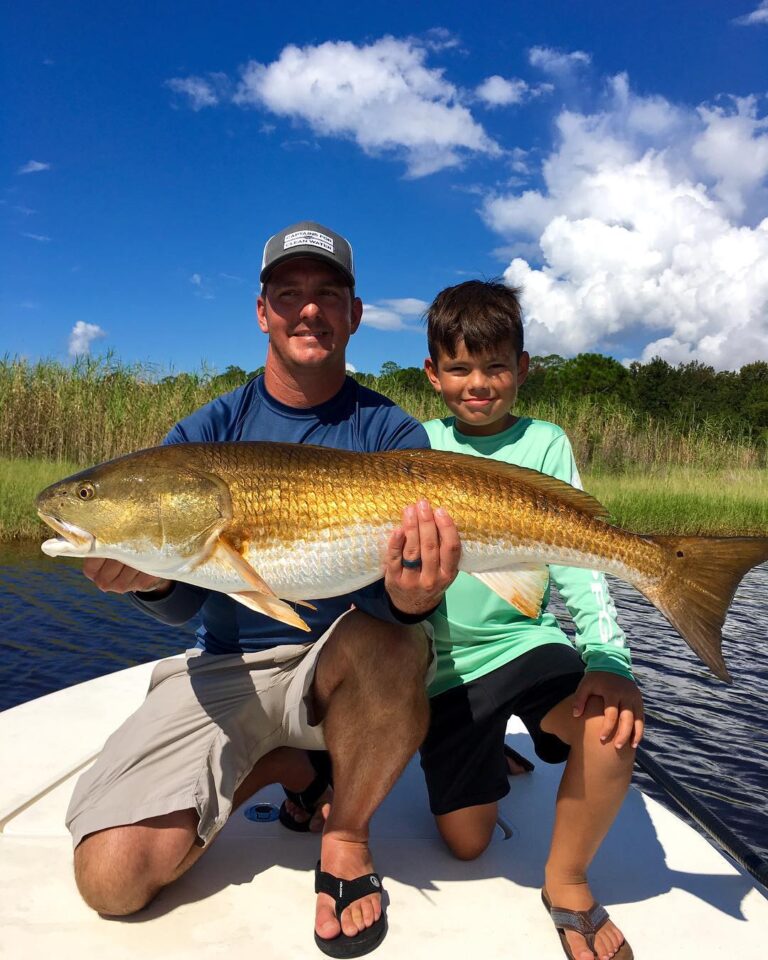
[{"x1": 423, "y1": 416, "x2": 633, "y2": 697}]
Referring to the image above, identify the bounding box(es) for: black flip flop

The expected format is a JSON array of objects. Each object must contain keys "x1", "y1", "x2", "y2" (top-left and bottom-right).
[
  {"x1": 504, "y1": 742, "x2": 535, "y2": 773},
  {"x1": 279, "y1": 751, "x2": 333, "y2": 833},
  {"x1": 314, "y1": 862, "x2": 387, "y2": 958}
]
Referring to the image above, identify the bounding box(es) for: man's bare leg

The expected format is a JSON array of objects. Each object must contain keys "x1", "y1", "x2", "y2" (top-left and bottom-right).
[
  {"x1": 540, "y1": 695, "x2": 634, "y2": 960},
  {"x1": 311, "y1": 612, "x2": 430, "y2": 943},
  {"x1": 74, "y1": 745, "x2": 321, "y2": 916}
]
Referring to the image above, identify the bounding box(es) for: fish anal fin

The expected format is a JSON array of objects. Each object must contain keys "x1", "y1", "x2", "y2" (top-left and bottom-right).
[
  {"x1": 215, "y1": 538, "x2": 279, "y2": 597},
  {"x1": 471, "y1": 564, "x2": 549, "y2": 620},
  {"x1": 231, "y1": 591, "x2": 311, "y2": 633}
]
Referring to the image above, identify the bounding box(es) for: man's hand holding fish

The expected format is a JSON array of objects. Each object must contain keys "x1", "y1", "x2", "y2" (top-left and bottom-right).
[{"x1": 385, "y1": 499, "x2": 462, "y2": 616}]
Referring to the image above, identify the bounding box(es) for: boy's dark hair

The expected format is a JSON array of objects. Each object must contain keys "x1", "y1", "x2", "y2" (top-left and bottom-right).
[{"x1": 426, "y1": 279, "x2": 524, "y2": 364}]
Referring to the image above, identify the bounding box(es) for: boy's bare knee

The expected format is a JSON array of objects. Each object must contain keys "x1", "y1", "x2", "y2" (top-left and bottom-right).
[
  {"x1": 436, "y1": 805, "x2": 497, "y2": 861},
  {"x1": 446, "y1": 833, "x2": 493, "y2": 861},
  {"x1": 542, "y1": 694, "x2": 605, "y2": 746}
]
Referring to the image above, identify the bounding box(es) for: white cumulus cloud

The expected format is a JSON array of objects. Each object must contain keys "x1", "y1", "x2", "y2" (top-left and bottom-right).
[
  {"x1": 231, "y1": 37, "x2": 499, "y2": 177},
  {"x1": 68, "y1": 321, "x2": 106, "y2": 357},
  {"x1": 482, "y1": 75, "x2": 768, "y2": 370},
  {"x1": 528, "y1": 46, "x2": 591, "y2": 76},
  {"x1": 362, "y1": 297, "x2": 430, "y2": 331},
  {"x1": 166, "y1": 74, "x2": 228, "y2": 110},
  {"x1": 476, "y1": 76, "x2": 529, "y2": 107},
  {"x1": 734, "y1": 1, "x2": 768, "y2": 25},
  {"x1": 17, "y1": 160, "x2": 51, "y2": 175},
  {"x1": 476, "y1": 75, "x2": 553, "y2": 108}
]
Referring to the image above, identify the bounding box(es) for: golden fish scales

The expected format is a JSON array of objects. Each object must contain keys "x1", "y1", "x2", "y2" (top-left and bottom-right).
[{"x1": 186, "y1": 442, "x2": 650, "y2": 575}]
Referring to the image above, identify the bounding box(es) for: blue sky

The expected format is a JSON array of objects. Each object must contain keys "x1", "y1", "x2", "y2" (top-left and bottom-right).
[{"x1": 3, "y1": 1, "x2": 767, "y2": 376}]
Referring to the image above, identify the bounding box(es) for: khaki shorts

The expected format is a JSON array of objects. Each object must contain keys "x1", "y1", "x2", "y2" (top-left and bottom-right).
[{"x1": 66, "y1": 612, "x2": 432, "y2": 848}]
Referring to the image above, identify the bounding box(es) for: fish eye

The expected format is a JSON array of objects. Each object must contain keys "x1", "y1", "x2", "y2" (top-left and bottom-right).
[{"x1": 76, "y1": 482, "x2": 95, "y2": 501}]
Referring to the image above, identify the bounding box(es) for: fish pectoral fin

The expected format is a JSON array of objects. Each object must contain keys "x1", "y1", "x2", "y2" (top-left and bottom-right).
[
  {"x1": 215, "y1": 540, "x2": 318, "y2": 616},
  {"x1": 215, "y1": 538, "x2": 280, "y2": 597},
  {"x1": 471, "y1": 565, "x2": 549, "y2": 620},
  {"x1": 230, "y1": 591, "x2": 311, "y2": 633}
]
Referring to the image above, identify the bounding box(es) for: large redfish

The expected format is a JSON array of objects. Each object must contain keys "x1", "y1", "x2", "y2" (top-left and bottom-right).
[{"x1": 36, "y1": 441, "x2": 768, "y2": 681}]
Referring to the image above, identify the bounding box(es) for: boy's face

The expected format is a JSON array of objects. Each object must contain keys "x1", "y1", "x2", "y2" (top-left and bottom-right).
[{"x1": 425, "y1": 339, "x2": 529, "y2": 437}]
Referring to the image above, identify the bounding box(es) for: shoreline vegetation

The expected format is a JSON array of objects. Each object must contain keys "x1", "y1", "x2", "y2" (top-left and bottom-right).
[{"x1": 1, "y1": 356, "x2": 767, "y2": 542}]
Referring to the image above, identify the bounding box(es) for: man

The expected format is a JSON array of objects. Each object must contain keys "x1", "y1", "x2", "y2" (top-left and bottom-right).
[{"x1": 70, "y1": 221, "x2": 461, "y2": 957}]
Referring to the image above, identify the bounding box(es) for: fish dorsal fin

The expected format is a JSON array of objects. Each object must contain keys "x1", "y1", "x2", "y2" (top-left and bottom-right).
[
  {"x1": 231, "y1": 591, "x2": 312, "y2": 632},
  {"x1": 471, "y1": 564, "x2": 550, "y2": 620},
  {"x1": 387, "y1": 449, "x2": 609, "y2": 520}
]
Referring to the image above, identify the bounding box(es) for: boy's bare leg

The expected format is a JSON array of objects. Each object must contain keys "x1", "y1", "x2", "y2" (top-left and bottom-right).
[
  {"x1": 311, "y1": 611, "x2": 431, "y2": 943},
  {"x1": 435, "y1": 802, "x2": 499, "y2": 861},
  {"x1": 540, "y1": 695, "x2": 635, "y2": 960},
  {"x1": 432, "y1": 695, "x2": 633, "y2": 960},
  {"x1": 73, "y1": 745, "x2": 323, "y2": 916}
]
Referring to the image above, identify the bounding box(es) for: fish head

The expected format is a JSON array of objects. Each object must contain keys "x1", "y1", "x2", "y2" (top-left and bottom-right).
[{"x1": 36, "y1": 446, "x2": 233, "y2": 572}]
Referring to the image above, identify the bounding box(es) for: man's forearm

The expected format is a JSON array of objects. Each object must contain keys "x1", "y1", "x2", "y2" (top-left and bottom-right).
[{"x1": 128, "y1": 581, "x2": 207, "y2": 626}]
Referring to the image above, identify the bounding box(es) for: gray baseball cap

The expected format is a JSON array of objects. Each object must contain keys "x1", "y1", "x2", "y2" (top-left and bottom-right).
[{"x1": 260, "y1": 220, "x2": 355, "y2": 287}]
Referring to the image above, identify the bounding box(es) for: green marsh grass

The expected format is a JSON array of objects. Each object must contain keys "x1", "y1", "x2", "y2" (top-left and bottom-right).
[
  {"x1": 0, "y1": 356, "x2": 215, "y2": 463},
  {"x1": 1, "y1": 356, "x2": 766, "y2": 540},
  {"x1": 584, "y1": 468, "x2": 768, "y2": 536},
  {"x1": 0, "y1": 457, "x2": 82, "y2": 541}
]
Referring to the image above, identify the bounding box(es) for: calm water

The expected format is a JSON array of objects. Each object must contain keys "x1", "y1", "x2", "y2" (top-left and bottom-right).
[{"x1": 1, "y1": 542, "x2": 766, "y2": 865}]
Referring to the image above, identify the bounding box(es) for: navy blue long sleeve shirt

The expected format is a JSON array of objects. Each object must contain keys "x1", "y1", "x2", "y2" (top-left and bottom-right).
[{"x1": 130, "y1": 375, "x2": 430, "y2": 654}]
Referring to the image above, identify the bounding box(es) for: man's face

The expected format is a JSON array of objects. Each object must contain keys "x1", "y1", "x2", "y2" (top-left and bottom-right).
[{"x1": 257, "y1": 259, "x2": 363, "y2": 373}]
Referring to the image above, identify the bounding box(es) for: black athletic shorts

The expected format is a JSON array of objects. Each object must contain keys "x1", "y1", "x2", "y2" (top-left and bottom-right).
[{"x1": 419, "y1": 643, "x2": 585, "y2": 816}]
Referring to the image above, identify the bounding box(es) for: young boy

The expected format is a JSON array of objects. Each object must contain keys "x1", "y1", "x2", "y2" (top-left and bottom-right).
[{"x1": 421, "y1": 280, "x2": 642, "y2": 960}]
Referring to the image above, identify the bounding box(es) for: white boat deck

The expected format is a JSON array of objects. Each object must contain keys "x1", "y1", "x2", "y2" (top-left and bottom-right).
[{"x1": 1, "y1": 659, "x2": 767, "y2": 958}]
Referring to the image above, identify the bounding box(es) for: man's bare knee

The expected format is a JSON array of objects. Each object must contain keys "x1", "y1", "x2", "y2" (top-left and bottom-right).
[
  {"x1": 344, "y1": 614, "x2": 429, "y2": 675},
  {"x1": 74, "y1": 809, "x2": 199, "y2": 916},
  {"x1": 75, "y1": 829, "x2": 152, "y2": 915},
  {"x1": 316, "y1": 613, "x2": 429, "y2": 701}
]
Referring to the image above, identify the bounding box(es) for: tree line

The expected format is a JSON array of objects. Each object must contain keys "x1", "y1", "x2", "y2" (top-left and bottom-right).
[{"x1": 166, "y1": 354, "x2": 768, "y2": 443}]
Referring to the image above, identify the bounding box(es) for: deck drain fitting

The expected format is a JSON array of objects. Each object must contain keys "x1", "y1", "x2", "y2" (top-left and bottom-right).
[{"x1": 244, "y1": 801, "x2": 281, "y2": 823}]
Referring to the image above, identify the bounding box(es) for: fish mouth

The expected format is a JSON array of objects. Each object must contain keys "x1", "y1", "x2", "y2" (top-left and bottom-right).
[{"x1": 37, "y1": 513, "x2": 95, "y2": 556}]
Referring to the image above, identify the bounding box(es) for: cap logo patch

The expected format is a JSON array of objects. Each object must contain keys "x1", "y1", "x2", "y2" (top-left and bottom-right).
[{"x1": 284, "y1": 229, "x2": 334, "y2": 253}]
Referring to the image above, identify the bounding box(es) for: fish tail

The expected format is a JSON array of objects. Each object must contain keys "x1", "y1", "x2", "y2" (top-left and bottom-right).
[{"x1": 642, "y1": 535, "x2": 768, "y2": 683}]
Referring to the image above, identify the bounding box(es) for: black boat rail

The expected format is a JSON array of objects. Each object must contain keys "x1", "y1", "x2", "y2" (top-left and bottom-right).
[{"x1": 635, "y1": 745, "x2": 768, "y2": 891}]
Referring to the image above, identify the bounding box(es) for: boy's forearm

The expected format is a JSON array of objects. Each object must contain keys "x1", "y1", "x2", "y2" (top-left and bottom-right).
[{"x1": 548, "y1": 562, "x2": 634, "y2": 679}]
